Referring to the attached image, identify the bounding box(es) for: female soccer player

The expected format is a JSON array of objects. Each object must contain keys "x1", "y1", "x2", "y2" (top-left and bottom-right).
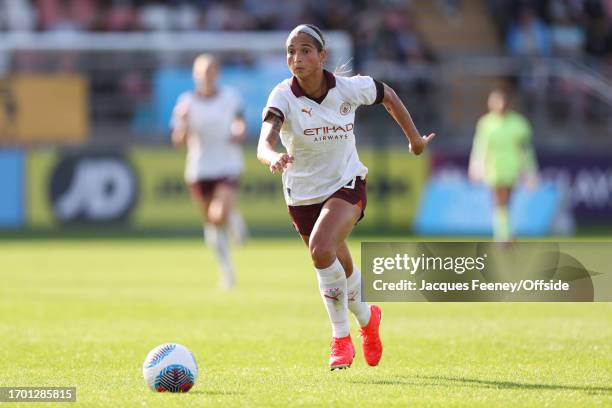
[
  {"x1": 257, "y1": 24, "x2": 435, "y2": 370},
  {"x1": 469, "y1": 86, "x2": 538, "y2": 242},
  {"x1": 172, "y1": 54, "x2": 248, "y2": 289}
]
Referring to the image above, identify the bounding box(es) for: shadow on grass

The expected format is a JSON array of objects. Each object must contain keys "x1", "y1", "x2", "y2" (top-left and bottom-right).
[
  {"x1": 188, "y1": 390, "x2": 245, "y2": 396},
  {"x1": 351, "y1": 376, "x2": 612, "y2": 395}
]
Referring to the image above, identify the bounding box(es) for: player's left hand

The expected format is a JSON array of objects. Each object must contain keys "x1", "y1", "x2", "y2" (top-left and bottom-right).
[{"x1": 410, "y1": 133, "x2": 436, "y2": 155}]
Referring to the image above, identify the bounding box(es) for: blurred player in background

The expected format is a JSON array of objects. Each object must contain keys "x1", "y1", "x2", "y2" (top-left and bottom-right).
[
  {"x1": 257, "y1": 24, "x2": 435, "y2": 370},
  {"x1": 469, "y1": 86, "x2": 538, "y2": 242},
  {"x1": 171, "y1": 54, "x2": 248, "y2": 290}
]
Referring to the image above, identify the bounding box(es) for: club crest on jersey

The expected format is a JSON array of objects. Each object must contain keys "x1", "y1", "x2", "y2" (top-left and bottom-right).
[
  {"x1": 340, "y1": 102, "x2": 351, "y2": 116},
  {"x1": 301, "y1": 107, "x2": 312, "y2": 117}
]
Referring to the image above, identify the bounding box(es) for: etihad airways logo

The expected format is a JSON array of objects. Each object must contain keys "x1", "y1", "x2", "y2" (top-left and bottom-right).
[
  {"x1": 304, "y1": 123, "x2": 354, "y2": 136},
  {"x1": 304, "y1": 123, "x2": 354, "y2": 142}
]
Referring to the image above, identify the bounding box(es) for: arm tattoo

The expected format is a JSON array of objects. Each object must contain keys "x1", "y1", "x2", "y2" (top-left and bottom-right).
[
  {"x1": 270, "y1": 113, "x2": 283, "y2": 131},
  {"x1": 263, "y1": 112, "x2": 283, "y2": 145}
]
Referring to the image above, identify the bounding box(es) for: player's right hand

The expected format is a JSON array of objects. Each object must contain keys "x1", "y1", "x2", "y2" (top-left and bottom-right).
[
  {"x1": 409, "y1": 133, "x2": 436, "y2": 155},
  {"x1": 269, "y1": 153, "x2": 294, "y2": 174}
]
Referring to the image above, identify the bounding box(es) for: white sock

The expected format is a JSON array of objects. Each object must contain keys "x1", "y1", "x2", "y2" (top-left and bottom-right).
[
  {"x1": 228, "y1": 209, "x2": 248, "y2": 245},
  {"x1": 316, "y1": 258, "x2": 350, "y2": 338},
  {"x1": 204, "y1": 224, "x2": 235, "y2": 288},
  {"x1": 346, "y1": 266, "x2": 372, "y2": 327}
]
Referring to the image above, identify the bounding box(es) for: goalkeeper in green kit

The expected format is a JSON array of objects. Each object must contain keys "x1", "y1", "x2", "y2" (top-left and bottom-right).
[{"x1": 469, "y1": 86, "x2": 538, "y2": 242}]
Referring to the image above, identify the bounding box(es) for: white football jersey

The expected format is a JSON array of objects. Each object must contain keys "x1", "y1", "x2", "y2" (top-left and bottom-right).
[
  {"x1": 171, "y1": 87, "x2": 244, "y2": 182},
  {"x1": 263, "y1": 71, "x2": 383, "y2": 205}
]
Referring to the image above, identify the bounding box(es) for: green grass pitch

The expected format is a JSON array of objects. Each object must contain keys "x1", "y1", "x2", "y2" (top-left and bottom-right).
[{"x1": 0, "y1": 238, "x2": 611, "y2": 407}]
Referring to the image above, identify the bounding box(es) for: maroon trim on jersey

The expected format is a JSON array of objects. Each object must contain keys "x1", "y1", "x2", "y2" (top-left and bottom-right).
[
  {"x1": 290, "y1": 70, "x2": 336, "y2": 104},
  {"x1": 373, "y1": 79, "x2": 384, "y2": 105},
  {"x1": 262, "y1": 107, "x2": 285, "y2": 123}
]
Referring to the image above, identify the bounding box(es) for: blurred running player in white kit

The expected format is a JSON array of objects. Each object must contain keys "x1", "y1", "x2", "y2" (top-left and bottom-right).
[
  {"x1": 257, "y1": 25, "x2": 435, "y2": 370},
  {"x1": 171, "y1": 54, "x2": 248, "y2": 290}
]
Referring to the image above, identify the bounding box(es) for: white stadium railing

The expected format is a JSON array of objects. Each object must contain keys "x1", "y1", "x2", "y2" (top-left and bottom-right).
[{"x1": 0, "y1": 31, "x2": 354, "y2": 74}]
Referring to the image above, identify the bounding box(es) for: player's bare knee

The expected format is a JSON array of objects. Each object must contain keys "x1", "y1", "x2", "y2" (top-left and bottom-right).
[
  {"x1": 207, "y1": 210, "x2": 224, "y2": 226},
  {"x1": 309, "y1": 240, "x2": 335, "y2": 268},
  {"x1": 212, "y1": 213, "x2": 228, "y2": 226},
  {"x1": 209, "y1": 217, "x2": 223, "y2": 227}
]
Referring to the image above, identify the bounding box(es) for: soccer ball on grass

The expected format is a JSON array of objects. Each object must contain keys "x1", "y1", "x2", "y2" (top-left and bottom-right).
[{"x1": 143, "y1": 343, "x2": 198, "y2": 392}]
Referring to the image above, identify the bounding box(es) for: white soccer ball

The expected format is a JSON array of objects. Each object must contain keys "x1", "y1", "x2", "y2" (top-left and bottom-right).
[{"x1": 143, "y1": 343, "x2": 198, "y2": 392}]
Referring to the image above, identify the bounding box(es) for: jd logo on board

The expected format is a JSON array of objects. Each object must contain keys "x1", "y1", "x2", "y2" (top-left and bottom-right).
[{"x1": 50, "y1": 152, "x2": 138, "y2": 224}]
